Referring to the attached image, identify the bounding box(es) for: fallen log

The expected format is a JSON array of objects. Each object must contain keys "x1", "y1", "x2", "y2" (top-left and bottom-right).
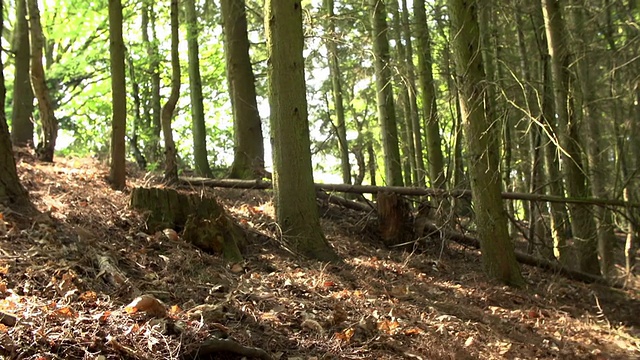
[{"x1": 179, "y1": 177, "x2": 640, "y2": 208}]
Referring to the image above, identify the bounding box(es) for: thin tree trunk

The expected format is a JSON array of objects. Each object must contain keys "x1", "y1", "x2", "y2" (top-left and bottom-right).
[
  {"x1": 223, "y1": 0, "x2": 266, "y2": 180},
  {"x1": 370, "y1": 0, "x2": 403, "y2": 186},
  {"x1": 11, "y1": 0, "x2": 34, "y2": 147},
  {"x1": 401, "y1": 0, "x2": 425, "y2": 187},
  {"x1": 570, "y1": 1, "x2": 615, "y2": 277},
  {"x1": 414, "y1": 0, "x2": 446, "y2": 190},
  {"x1": 389, "y1": 0, "x2": 417, "y2": 186},
  {"x1": 186, "y1": 0, "x2": 213, "y2": 177},
  {"x1": 27, "y1": 0, "x2": 58, "y2": 163},
  {"x1": 107, "y1": 0, "x2": 127, "y2": 189},
  {"x1": 126, "y1": 53, "x2": 147, "y2": 170},
  {"x1": 161, "y1": 0, "x2": 181, "y2": 184},
  {"x1": 144, "y1": 0, "x2": 162, "y2": 163},
  {"x1": 0, "y1": 0, "x2": 31, "y2": 209},
  {"x1": 324, "y1": 0, "x2": 351, "y2": 185},
  {"x1": 541, "y1": 0, "x2": 599, "y2": 275}
]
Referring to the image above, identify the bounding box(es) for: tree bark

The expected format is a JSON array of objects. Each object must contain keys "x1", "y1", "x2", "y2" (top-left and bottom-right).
[
  {"x1": 185, "y1": 0, "x2": 213, "y2": 178},
  {"x1": 11, "y1": 0, "x2": 34, "y2": 147},
  {"x1": 265, "y1": 0, "x2": 338, "y2": 262},
  {"x1": 223, "y1": 0, "x2": 265, "y2": 180},
  {"x1": 370, "y1": 0, "x2": 403, "y2": 186},
  {"x1": 388, "y1": 0, "x2": 417, "y2": 186},
  {"x1": 0, "y1": 0, "x2": 31, "y2": 209},
  {"x1": 541, "y1": 0, "x2": 599, "y2": 275},
  {"x1": 401, "y1": 0, "x2": 425, "y2": 187},
  {"x1": 324, "y1": 0, "x2": 351, "y2": 185},
  {"x1": 448, "y1": 0, "x2": 524, "y2": 286},
  {"x1": 27, "y1": 0, "x2": 58, "y2": 163},
  {"x1": 414, "y1": 0, "x2": 445, "y2": 190},
  {"x1": 107, "y1": 0, "x2": 127, "y2": 189},
  {"x1": 161, "y1": 0, "x2": 181, "y2": 184},
  {"x1": 142, "y1": 0, "x2": 162, "y2": 163}
]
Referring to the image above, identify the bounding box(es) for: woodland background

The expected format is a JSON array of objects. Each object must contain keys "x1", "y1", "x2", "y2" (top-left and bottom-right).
[{"x1": 0, "y1": 0, "x2": 639, "y2": 358}]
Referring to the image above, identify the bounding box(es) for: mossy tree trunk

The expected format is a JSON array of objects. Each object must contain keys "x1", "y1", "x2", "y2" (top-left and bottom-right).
[
  {"x1": 541, "y1": 0, "x2": 599, "y2": 275},
  {"x1": 130, "y1": 188, "x2": 246, "y2": 262},
  {"x1": 448, "y1": 0, "x2": 525, "y2": 286}
]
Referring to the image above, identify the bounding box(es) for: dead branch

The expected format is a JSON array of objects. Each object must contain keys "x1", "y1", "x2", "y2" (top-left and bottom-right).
[
  {"x1": 179, "y1": 177, "x2": 640, "y2": 208},
  {"x1": 421, "y1": 222, "x2": 622, "y2": 288},
  {"x1": 96, "y1": 255, "x2": 128, "y2": 288}
]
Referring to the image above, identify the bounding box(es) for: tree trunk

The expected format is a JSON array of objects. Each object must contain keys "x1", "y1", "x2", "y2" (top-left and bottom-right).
[
  {"x1": 324, "y1": 0, "x2": 351, "y2": 185},
  {"x1": 388, "y1": 0, "x2": 417, "y2": 187},
  {"x1": 107, "y1": 0, "x2": 127, "y2": 189},
  {"x1": 414, "y1": 0, "x2": 445, "y2": 190},
  {"x1": 142, "y1": 0, "x2": 162, "y2": 163},
  {"x1": 223, "y1": 0, "x2": 266, "y2": 180},
  {"x1": 265, "y1": 0, "x2": 338, "y2": 262},
  {"x1": 11, "y1": 0, "x2": 34, "y2": 147},
  {"x1": 27, "y1": 0, "x2": 57, "y2": 163},
  {"x1": 448, "y1": 0, "x2": 524, "y2": 286},
  {"x1": 161, "y1": 0, "x2": 181, "y2": 184},
  {"x1": 535, "y1": 1, "x2": 570, "y2": 262},
  {"x1": 401, "y1": 0, "x2": 425, "y2": 187},
  {"x1": 126, "y1": 54, "x2": 147, "y2": 170},
  {"x1": 570, "y1": 1, "x2": 616, "y2": 277},
  {"x1": 185, "y1": 0, "x2": 212, "y2": 178},
  {"x1": 0, "y1": 0, "x2": 31, "y2": 209},
  {"x1": 370, "y1": 0, "x2": 403, "y2": 187},
  {"x1": 541, "y1": 0, "x2": 599, "y2": 275}
]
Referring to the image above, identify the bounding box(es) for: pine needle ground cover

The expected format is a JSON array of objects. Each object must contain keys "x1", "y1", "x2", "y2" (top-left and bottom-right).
[{"x1": 0, "y1": 153, "x2": 638, "y2": 359}]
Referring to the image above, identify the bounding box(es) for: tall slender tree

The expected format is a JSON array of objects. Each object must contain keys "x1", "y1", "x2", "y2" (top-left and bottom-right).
[
  {"x1": 161, "y1": 0, "x2": 181, "y2": 184},
  {"x1": 11, "y1": 0, "x2": 34, "y2": 147},
  {"x1": 27, "y1": 0, "x2": 58, "y2": 162},
  {"x1": 185, "y1": 0, "x2": 212, "y2": 177},
  {"x1": 223, "y1": 0, "x2": 266, "y2": 179},
  {"x1": 541, "y1": 0, "x2": 599, "y2": 275},
  {"x1": 324, "y1": 0, "x2": 351, "y2": 185},
  {"x1": 448, "y1": 0, "x2": 524, "y2": 286},
  {"x1": 414, "y1": 0, "x2": 445, "y2": 189},
  {"x1": 265, "y1": 0, "x2": 339, "y2": 262},
  {"x1": 1, "y1": 0, "x2": 31, "y2": 209},
  {"x1": 370, "y1": 0, "x2": 403, "y2": 186},
  {"x1": 107, "y1": 0, "x2": 127, "y2": 189}
]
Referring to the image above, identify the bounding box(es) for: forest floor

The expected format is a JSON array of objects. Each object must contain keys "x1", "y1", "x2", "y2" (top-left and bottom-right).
[{"x1": 0, "y1": 152, "x2": 639, "y2": 360}]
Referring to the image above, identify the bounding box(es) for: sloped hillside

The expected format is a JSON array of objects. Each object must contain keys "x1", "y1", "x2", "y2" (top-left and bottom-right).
[{"x1": 0, "y1": 153, "x2": 638, "y2": 359}]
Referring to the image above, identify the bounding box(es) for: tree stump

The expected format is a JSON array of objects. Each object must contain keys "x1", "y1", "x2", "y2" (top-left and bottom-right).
[
  {"x1": 377, "y1": 191, "x2": 413, "y2": 248},
  {"x1": 130, "y1": 187, "x2": 246, "y2": 261}
]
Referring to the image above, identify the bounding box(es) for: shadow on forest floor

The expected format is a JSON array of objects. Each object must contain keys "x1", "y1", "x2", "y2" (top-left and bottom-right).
[{"x1": 0, "y1": 151, "x2": 638, "y2": 359}]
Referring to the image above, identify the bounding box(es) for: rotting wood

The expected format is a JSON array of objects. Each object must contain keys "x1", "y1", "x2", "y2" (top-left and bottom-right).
[
  {"x1": 377, "y1": 191, "x2": 413, "y2": 247},
  {"x1": 178, "y1": 177, "x2": 640, "y2": 208},
  {"x1": 130, "y1": 187, "x2": 247, "y2": 261}
]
